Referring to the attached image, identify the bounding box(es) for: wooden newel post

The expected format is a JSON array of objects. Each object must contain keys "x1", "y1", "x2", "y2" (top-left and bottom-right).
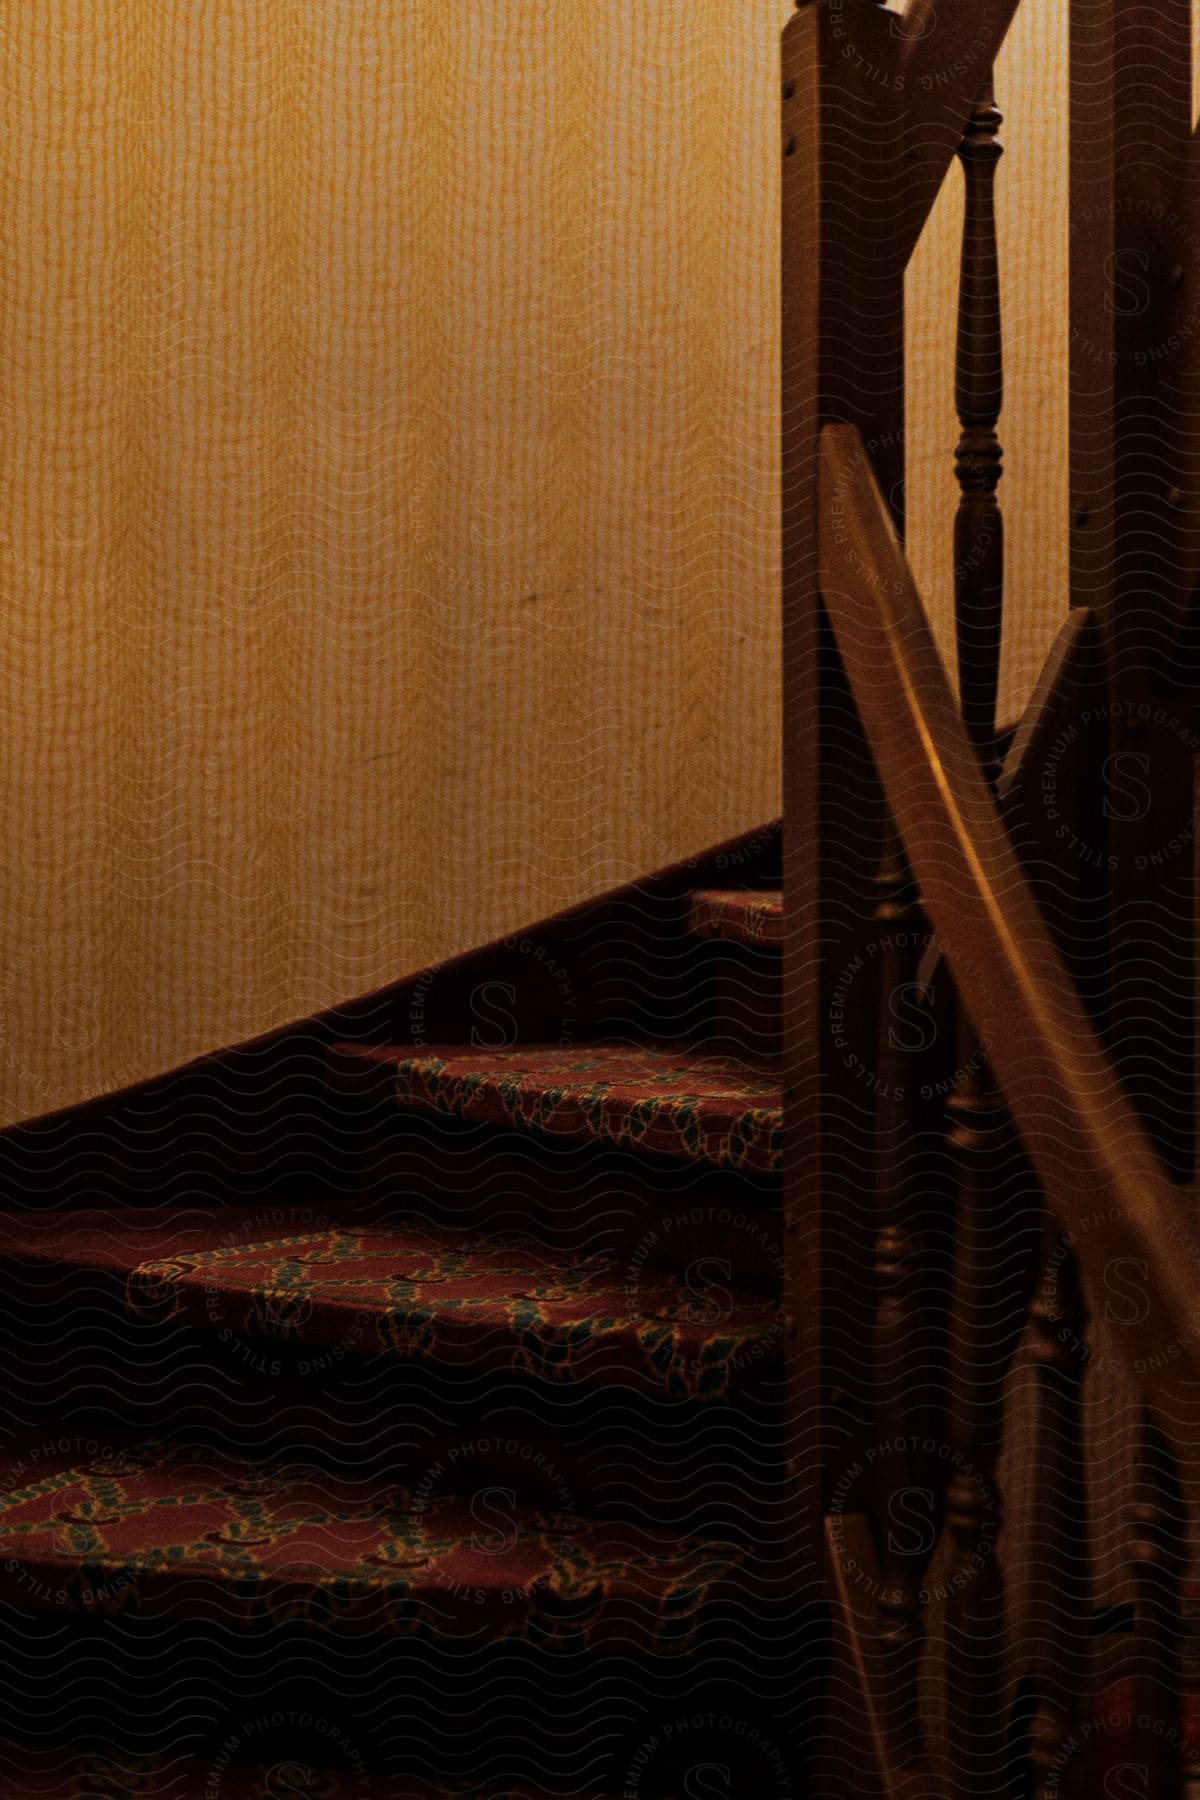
[{"x1": 954, "y1": 71, "x2": 1005, "y2": 773}]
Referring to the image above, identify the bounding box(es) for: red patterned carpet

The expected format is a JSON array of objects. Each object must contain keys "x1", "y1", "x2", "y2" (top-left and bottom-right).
[
  {"x1": 0, "y1": 1438, "x2": 746, "y2": 1649},
  {"x1": 0, "y1": 862, "x2": 1164, "y2": 1792},
  {"x1": 11, "y1": 1758, "x2": 617, "y2": 1798},
  {"x1": 0, "y1": 874, "x2": 794, "y2": 1792},
  {"x1": 328, "y1": 1043, "x2": 783, "y2": 1173},
  {"x1": 0, "y1": 1208, "x2": 780, "y2": 1403},
  {"x1": 687, "y1": 888, "x2": 783, "y2": 947}
]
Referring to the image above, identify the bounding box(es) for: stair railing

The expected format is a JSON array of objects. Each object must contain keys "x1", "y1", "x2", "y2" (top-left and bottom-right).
[
  {"x1": 819, "y1": 420, "x2": 1197, "y2": 1797},
  {"x1": 819, "y1": 421, "x2": 1200, "y2": 1403},
  {"x1": 783, "y1": 2, "x2": 1200, "y2": 1794}
]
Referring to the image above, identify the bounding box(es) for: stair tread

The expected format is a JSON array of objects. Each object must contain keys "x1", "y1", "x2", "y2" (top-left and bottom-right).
[
  {"x1": 329, "y1": 1042, "x2": 782, "y2": 1174},
  {"x1": 0, "y1": 1208, "x2": 781, "y2": 1401},
  {"x1": 13, "y1": 1749, "x2": 619, "y2": 1796},
  {"x1": 687, "y1": 888, "x2": 783, "y2": 947},
  {"x1": 0, "y1": 1439, "x2": 747, "y2": 1648}
]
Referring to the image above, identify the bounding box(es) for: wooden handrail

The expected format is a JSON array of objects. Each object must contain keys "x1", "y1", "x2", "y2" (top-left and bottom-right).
[{"x1": 818, "y1": 421, "x2": 1200, "y2": 1415}]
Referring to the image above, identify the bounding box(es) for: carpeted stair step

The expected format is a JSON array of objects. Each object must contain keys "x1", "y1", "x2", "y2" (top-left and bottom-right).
[
  {"x1": 357, "y1": 1115, "x2": 783, "y2": 1279},
  {"x1": 0, "y1": 1376, "x2": 786, "y2": 1548},
  {"x1": 327, "y1": 1043, "x2": 782, "y2": 1174},
  {"x1": 686, "y1": 888, "x2": 783, "y2": 948},
  {"x1": 0, "y1": 1208, "x2": 781, "y2": 1403},
  {"x1": 11, "y1": 1749, "x2": 626, "y2": 1797},
  {"x1": 0, "y1": 1438, "x2": 751, "y2": 1652},
  {"x1": 0, "y1": 852, "x2": 796, "y2": 1789},
  {"x1": 0, "y1": 1291, "x2": 788, "y2": 1543}
]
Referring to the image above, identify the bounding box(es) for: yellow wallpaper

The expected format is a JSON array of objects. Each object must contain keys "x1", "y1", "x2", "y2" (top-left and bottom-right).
[{"x1": 0, "y1": 2, "x2": 1066, "y2": 1122}]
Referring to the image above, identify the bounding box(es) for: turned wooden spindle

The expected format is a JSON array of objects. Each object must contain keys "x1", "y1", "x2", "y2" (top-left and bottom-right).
[
  {"x1": 1026, "y1": 1230, "x2": 1092, "y2": 1800},
  {"x1": 1127, "y1": 1422, "x2": 1185, "y2": 1798},
  {"x1": 943, "y1": 1027, "x2": 1034, "y2": 1799},
  {"x1": 868, "y1": 829, "x2": 939, "y2": 1762},
  {"x1": 954, "y1": 72, "x2": 1005, "y2": 774}
]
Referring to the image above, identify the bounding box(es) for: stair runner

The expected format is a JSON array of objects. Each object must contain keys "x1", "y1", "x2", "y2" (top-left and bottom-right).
[
  {"x1": 12, "y1": 1761, "x2": 621, "y2": 1799},
  {"x1": 0, "y1": 872, "x2": 1180, "y2": 1792},
  {"x1": 0, "y1": 1208, "x2": 779, "y2": 1403},
  {"x1": 0, "y1": 885, "x2": 791, "y2": 1793},
  {"x1": 326, "y1": 1043, "x2": 783, "y2": 1174},
  {"x1": 686, "y1": 888, "x2": 783, "y2": 948},
  {"x1": 0, "y1": 1436, "x2": 748, "y2": 1648}
]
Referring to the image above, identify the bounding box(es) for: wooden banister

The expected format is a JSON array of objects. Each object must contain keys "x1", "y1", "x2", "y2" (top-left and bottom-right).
[
  {"x1": 787, "y1": 6, "x2": 1200, "y2": 1790},
  {"x1": 818, "y1": 419, "x2": 1200, "y2": 1413}
]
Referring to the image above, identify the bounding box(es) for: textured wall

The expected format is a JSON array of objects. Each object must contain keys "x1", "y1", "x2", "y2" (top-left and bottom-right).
[
  {"x1": 0, "y1": 2, "x2": 788, "y2": 1122},
  {"x1": 0, "y1": 2, "x2": 1068, "y2": 1123}
]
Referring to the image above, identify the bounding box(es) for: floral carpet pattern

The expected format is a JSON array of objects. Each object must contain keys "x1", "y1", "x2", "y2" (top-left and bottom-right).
[
  {"x1": 0, "y1": 1209, "x2": 780, "y2": 1403},
  {"x1": 0, "y1": 1442, "x2": 746, "y2": 1651},
  {"x1": 687, "y1": 888, "x2": 783, "y2": 947},
  {"x1": 331, "y1": 1043, "x2": 783, "y2": 1174},
  {"x1": 14, "y1": 1755, "x2": 613, "y2": 1797},
  {"x1": 0, "y1": 883, "x2": 788, "y2": 1788}
]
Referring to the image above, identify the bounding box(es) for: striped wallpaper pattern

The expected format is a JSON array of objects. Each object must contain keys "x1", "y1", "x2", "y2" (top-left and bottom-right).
[{"x1": 0, "y1": 2, "x2": 1073, "y2": 1119}]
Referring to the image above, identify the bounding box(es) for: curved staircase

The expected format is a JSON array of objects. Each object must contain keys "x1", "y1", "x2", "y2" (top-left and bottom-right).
[{"x1": 0, "y1": 834, "x2": 810, "y2": 1796}]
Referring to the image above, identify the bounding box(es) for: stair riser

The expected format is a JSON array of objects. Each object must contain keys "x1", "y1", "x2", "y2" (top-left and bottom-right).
[
  {"x1": 0, "y1": 1617, "x2": 817, "y2": 1796},
  {"x1": 360, "y1": 1116, "x2": 783, "y2": 1295},
  {"x1": 706, "y1": 944, "x2": 782, "y2": 1059},
  {"x1": 1, "y1": 1296, "x2": 785, "y2": 1539}
]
